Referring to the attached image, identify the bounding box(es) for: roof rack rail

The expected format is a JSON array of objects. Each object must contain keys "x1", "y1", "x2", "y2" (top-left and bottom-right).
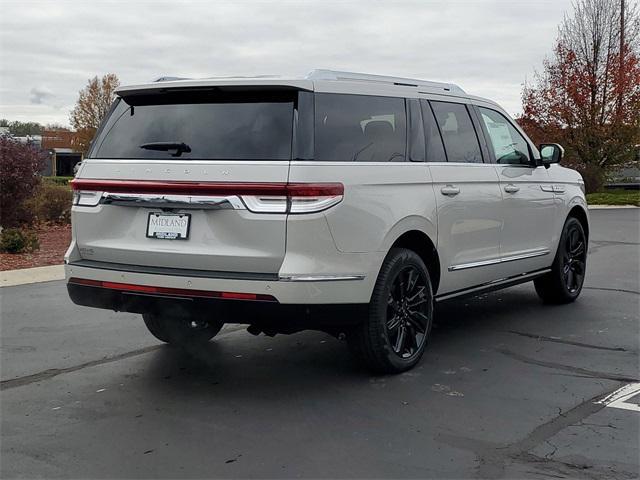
[
  {"x1": 203, "y1": 74, "x2": 281, "y2": 79},
  {"x1": 153, "y1": 76, "x2": 191, "y2": 82},
  {"x1": 306, "y1": 69, "x2": 465, "y2": 94}
]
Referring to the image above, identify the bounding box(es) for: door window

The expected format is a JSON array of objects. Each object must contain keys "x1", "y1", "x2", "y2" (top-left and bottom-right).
[
  {"x1": 430, "y1": 101, "x2": 483, "y2": 163},
  {"x1": 314, "y1": 93, "x2": 406, "y2": 162},
  {"x1": 478, "y1": 107, "x2": 531, "y2": 165}
]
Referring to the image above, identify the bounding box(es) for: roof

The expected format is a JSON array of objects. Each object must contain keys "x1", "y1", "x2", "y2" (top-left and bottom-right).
[{"x1": 115, "y1": 69, "x2": 497, "y2": 106}]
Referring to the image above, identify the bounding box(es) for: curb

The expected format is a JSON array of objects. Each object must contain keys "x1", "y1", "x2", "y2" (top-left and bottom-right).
[
  {"x1": 1, "y1": 265, "x2": 65, "y2": 288},
  {"x1": 588, "y1": 205, "x2": 639, "y2": 209}
]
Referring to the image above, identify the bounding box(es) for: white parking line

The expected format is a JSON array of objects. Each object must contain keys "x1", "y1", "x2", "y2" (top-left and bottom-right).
[{"x1": 597, "y1": 383, "x2": 640, "y2": 412}]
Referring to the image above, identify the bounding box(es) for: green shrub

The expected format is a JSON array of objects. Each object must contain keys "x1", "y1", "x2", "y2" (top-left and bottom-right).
[
  {"x1": 28, "y1": 183, "x2": 74, "y2": 224},
  {"x1": 42, "y1": 176, "x2": 73, "y2": 187},
  {"x1": 0, "y1": 228, "x2": 39, "y2": 253},
  {"x1": 0, "y1": 137, "x2": 46, "y2": 228}
]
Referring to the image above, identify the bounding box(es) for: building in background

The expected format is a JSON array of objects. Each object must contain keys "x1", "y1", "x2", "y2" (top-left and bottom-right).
[{"x1": 41, "y1": 130, "x2": 83, "y2": 176}]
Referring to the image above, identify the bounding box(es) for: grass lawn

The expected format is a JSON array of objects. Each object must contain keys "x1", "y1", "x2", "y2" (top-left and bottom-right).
[{"x1": 586, "y1": 189, "x2": 640, "y2": 206}]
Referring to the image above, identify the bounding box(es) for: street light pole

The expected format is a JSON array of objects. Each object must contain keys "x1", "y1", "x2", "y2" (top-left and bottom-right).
[{"x1": 618, "y1": 0, "x2": 625, "y2": 118}]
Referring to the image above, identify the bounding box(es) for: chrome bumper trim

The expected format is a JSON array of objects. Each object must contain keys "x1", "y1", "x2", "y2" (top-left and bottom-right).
[
  {"x1": 279, "y1": 274, "x2": 366, "y2": 282},
  {"x1": 100, "y1": 193, "x2": 246, "y2": 210},
  {"x1": 67, "y1": 259, "x2": 278, "y2": 281}
]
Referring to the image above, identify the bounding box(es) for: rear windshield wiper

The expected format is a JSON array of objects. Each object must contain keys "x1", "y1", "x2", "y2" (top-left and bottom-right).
[{"x1": 140, "y1": 142, "x2": 192, "y2": 157}]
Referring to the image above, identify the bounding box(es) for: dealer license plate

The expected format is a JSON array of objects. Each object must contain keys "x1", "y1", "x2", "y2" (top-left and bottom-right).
[{"x1": 146, "y1": 213, "x2": 191, "y2": 240}]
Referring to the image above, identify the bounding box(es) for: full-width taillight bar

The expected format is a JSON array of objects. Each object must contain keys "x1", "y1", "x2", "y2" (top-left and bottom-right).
[
  {"x1": 68, "y1": 277, "x2": 277, "y2": 302},
  {"x1": 70, "y1": 179, "x2": 343, "y2": 197},
  {"x1": 70, "y1": 179, "x2": 344, "y2": 213}
]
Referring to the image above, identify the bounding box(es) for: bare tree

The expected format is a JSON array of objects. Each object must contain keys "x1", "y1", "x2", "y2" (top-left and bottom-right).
[
  {"x1": 69, "y1": 74, "x2": 120, "y2": 153},
  {"x1": 44, "y1": 122, "x2": 70, "y2": 131}
]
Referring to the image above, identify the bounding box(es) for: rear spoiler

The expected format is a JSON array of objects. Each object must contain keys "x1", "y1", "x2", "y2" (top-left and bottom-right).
[{"x1": 116, "y1": 79, "x2": 314, "y2": 97}]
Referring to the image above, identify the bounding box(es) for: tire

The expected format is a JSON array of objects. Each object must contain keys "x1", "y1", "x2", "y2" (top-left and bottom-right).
[
  {"x1": 348, "y1": 248, "x2": 434, "y2": 374},
  {"x1": 142, "y1": 312, "x2": 223, "y2": 344},
  {"x1": 534, "y1": 216, "x2": 587, "y2": 304}
]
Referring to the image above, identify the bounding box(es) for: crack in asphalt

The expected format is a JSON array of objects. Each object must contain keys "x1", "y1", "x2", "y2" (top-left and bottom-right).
[
  {"x1": 583, "y1": 286, "x2": 640, "y2": 295},
  {"x1": 508, "y1": 330, "x2": 630, "y2": 352},
  {"x1": 590, "y1": 240, "x2": 639, "y2": 246},
  {"x1": 0, "y1": 345, "x2": 164, "y2": 391},
  {"x1": 438, "y1": 383, "x2": 632, "y2": 479},
  {"x1": 512, "y1": 451, "x2": 637, "y2": 480},
  {"x1": 0, "y1": 324, "x2": 248, "y2": 391},
  {"x1": 495, "y1": 347, "x2": 639, "y2": 383}
]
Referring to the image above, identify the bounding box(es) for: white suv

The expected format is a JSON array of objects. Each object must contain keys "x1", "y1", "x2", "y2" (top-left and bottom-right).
[{"x1": 66, "y1": 70, "x2": 589, "y2": 373}]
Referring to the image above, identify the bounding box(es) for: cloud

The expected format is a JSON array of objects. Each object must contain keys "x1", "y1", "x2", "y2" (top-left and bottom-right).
[
  {"x1": 1, "y1": 0, "x2": 573, "y2": 125},
  {"x1": 29, "y1": 86, "x2": 54, "y2": 105}
]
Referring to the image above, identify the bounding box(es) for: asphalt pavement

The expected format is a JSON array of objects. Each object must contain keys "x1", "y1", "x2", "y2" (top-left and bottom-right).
[{"x1": 1, "y1": 209, "x2": 639, "y2": 479}]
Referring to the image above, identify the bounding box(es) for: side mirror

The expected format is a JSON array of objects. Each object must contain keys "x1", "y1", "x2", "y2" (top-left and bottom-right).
[{"x1": 539, "y1": 143, "x2": 564, "y2": 168}]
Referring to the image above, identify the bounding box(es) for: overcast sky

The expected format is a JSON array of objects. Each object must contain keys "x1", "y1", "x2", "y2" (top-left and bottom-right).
[{"x1": 1, "y1": 0, "x2": 575, "y2": 126}]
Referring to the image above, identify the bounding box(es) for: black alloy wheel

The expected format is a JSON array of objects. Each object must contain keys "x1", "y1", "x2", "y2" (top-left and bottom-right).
[
  {"x1": 386, "y1": 265, "x2": 430, "y2": 359},
  {"x1": 348, "y1": 248, "x2": 434, "y2": 373},
  {"x1": 562, "y1": 222, "x2": 587, "y2": 293},
  {"x1": 534, "y1": 216, "x2": 588, "y2": 304}
]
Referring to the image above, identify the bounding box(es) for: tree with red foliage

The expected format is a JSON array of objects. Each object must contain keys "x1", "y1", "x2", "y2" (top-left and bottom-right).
[
  {"x1": 70, "y1": 74, "x2": 120, "y2": 154},
  {"x1": 0, "y1": 137, "x2": 46, "y2": 228},
  {"x1": 520, "y1": 0, "x2": 640, "y2": 192}
]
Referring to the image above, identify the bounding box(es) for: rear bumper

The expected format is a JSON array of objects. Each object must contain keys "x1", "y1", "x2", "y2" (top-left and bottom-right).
[
  {"x1": 65, "y1": 261, "x2": 373, "y2": 306},
  {"x1": 67, "y1": 279, "x2": 366, "y2": 329}
]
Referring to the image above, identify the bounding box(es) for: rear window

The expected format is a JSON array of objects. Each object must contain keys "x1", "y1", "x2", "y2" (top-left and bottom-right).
[
  {"x1": 314, "y1": 93, "x2": 406, "y2": 162},
  {"x1": 89, "y1": 91, "x2": 294, "y2": 160}
]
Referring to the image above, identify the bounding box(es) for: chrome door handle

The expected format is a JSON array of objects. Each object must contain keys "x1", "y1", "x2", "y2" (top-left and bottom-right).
[
  {"x1": 440, "y1": 185, "x2": 460, "y2": 196},
  {"x1": 540, "y1": 185, "x2": 565, "y2": 194},
  {"x1": 504, "y1": 184, "x2": 520, "y2": 194}
]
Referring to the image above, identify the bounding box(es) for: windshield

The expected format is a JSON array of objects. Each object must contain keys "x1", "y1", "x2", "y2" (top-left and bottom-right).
[{"x1": 89, "y1": 90, "x2": 294, "y2": 160}]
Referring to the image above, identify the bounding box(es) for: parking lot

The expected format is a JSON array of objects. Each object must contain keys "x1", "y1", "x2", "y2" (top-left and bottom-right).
[{"x1": 1, "y1": 208, "x2": 638, "y2": 479}]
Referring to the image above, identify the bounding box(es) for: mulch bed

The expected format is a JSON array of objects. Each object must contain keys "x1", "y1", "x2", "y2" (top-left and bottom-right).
[{"x1": 1, "y1": 224, "x2": 71, "y2": 271}]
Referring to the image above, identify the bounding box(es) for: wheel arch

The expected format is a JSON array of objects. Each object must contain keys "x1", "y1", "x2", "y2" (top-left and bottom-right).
[
  {"x1": 389, "y1": 230, "x2": 441, "y2": 295},
  {"x1": 568, "y1": 205, "x2": 589, "y2": 241}
]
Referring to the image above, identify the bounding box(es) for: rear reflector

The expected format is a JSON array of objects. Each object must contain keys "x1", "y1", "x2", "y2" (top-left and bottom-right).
[{"x1": 68, "y1": 277, "x2": 277, "y2": 302}]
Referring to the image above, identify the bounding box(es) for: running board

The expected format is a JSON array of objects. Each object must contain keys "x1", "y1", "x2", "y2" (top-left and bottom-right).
[{"x1": 435, "y1": 269, "x2": 551, "y2": 302}]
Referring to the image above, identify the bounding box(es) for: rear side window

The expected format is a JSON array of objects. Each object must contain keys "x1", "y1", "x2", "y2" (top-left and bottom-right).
[
  {"x1": 478, "y1": 107, "x2": 531, "y2": 165},
  {"x1": 89, "y1": 91, "x2": 294, "y2": 160},
  {"x1": 314, "y1": 93, "x2": 406, "y2": 162},
  {"x1": 430, "y1": 101, "x2": 483, "y2": 163},
  {"x1": 420, "y1": 100, "x2": 447, "y2": 162},
  {"x1": 407, "y1": 99, "x2": 425, "y2": 162}
]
